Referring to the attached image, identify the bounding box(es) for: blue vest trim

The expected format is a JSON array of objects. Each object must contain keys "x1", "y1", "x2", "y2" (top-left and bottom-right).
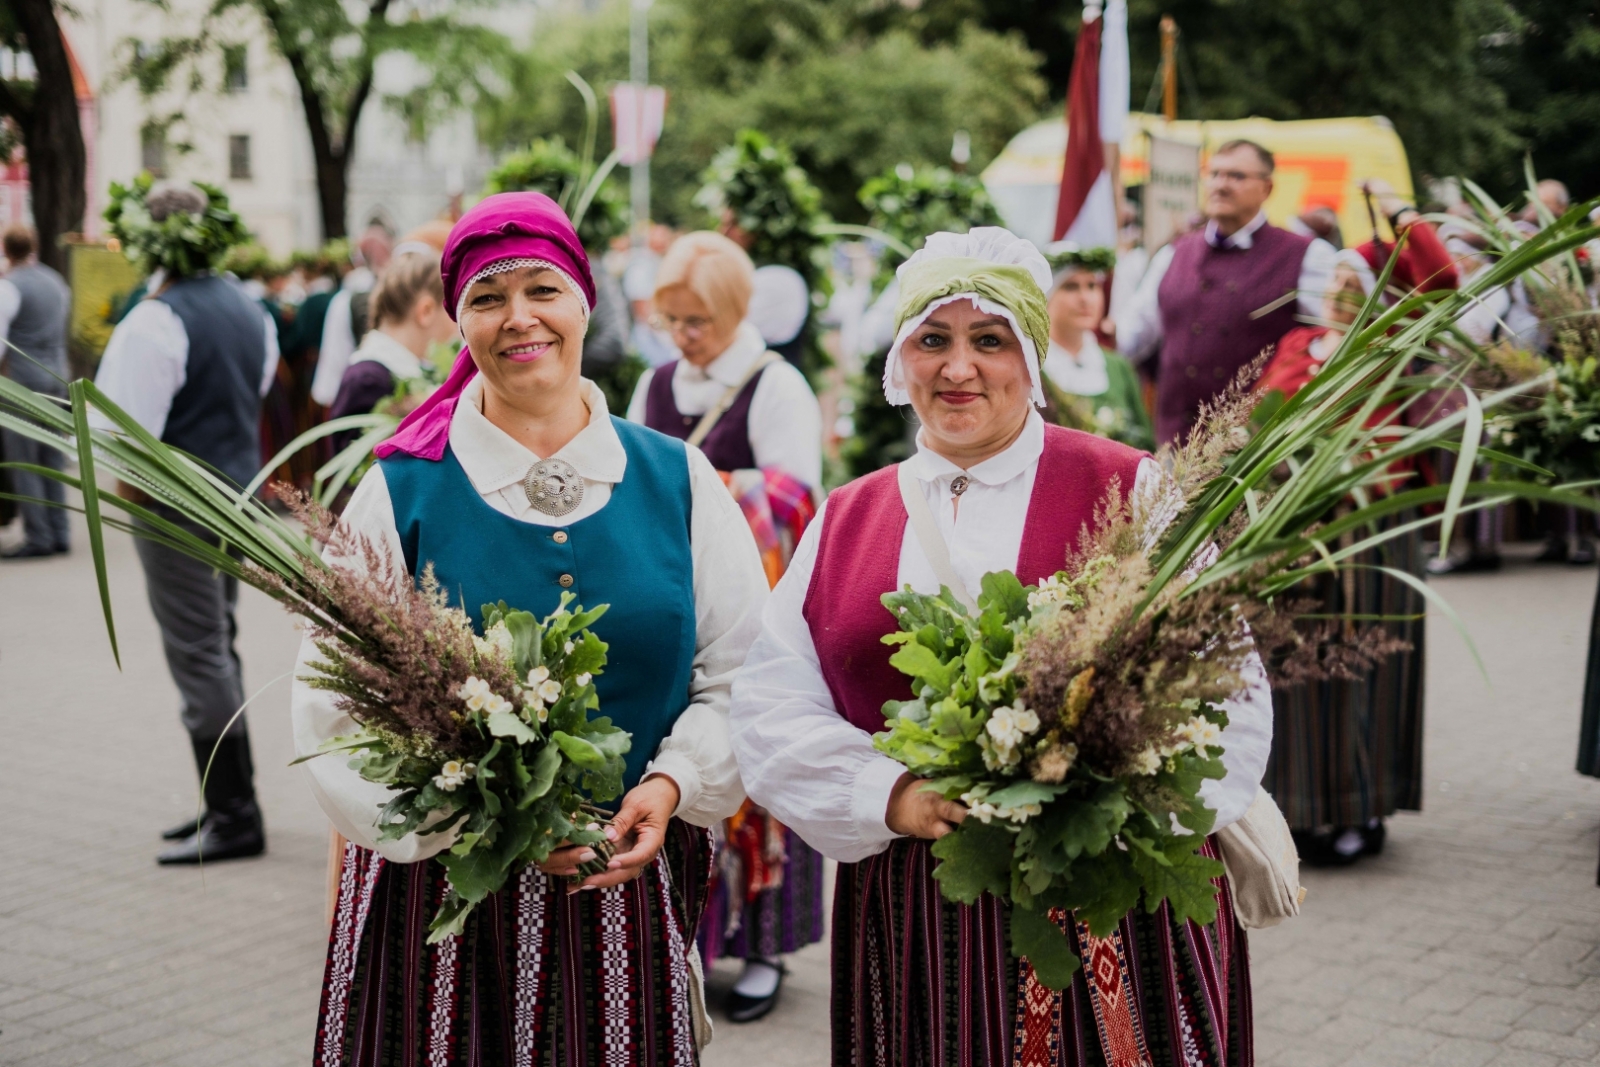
[{"x1": 379, "y1": 417, "x2": 697, "y2": 793}]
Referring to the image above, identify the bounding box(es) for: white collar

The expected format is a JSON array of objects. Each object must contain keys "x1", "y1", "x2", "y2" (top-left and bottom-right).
[
  {"x1": 349, "y1": 329, "x2": 422, "y2": 380},
  {"x1": 1046, "y1": 334, "x2": 1106, "y2": 371},
  {"x1": 909, "y1": 409, "x2": 1044, "y2": 487},
  {"x1": 676, "y1": 322, "x2": 768, "y2": 387},
  {"x1": 1205, "y1": 210, "x2": 1269, "y2": 250},
  {"x1": 449, "y1": 376, "x2": 627, "y2": 494}
]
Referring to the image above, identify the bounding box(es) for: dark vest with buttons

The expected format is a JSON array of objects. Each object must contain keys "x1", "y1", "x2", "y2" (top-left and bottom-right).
[
  {"x1": 156, "y1": 274, "x2": 269, "y2": 488},
  {"x1": 642, "y1": 359, "x2": 768, "y2": 471},
  {"x1": 1155, "y1": 224, "x2": 1309, "y2": 444},
  {"x1": 378, "y1": 418, "x2": 697, "y2": 792},
  {"x1": 3, "y1": 261, "x2": 71, "y2": 395}
]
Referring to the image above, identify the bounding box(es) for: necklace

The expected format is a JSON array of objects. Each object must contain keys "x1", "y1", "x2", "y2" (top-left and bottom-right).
[{"x1": 523, "y1": 458, "x2": 584, "y2": 517}]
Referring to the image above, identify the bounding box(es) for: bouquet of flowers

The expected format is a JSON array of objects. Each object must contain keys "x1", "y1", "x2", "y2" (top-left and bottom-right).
[{"x1": 283, "y1": 504, "x2": 628, "y2": 940}]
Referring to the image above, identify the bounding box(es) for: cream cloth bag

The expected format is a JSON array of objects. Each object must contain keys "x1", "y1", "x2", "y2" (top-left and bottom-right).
[{"x1": 1216, "y1": 786, "x2": 1305, "y2": 929}]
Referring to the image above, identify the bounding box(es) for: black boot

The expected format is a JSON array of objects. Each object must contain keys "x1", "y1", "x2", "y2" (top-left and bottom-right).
[
  {"x1": 161, "y1": 815, "x2": 204, "y2": 841},
  {"x1": 158, "y1": 733, "x2": 266, "y2": 865}
]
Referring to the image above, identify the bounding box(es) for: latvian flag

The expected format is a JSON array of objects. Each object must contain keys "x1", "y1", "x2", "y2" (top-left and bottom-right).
[{"x1": 1053, "y1": 0, "x2": 1129, "y2": 246}]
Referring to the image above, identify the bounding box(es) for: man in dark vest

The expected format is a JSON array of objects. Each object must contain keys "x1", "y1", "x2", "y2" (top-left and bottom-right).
[
  {"x1": 94, "y1": 183, "x2": 278, "y2": 864},
  {"x1": 1119, "y1": 139, "x2": 1336, "y2": 443},
  {"x1": 0, "y1": 225, "x2": 73, "y2": 558}
]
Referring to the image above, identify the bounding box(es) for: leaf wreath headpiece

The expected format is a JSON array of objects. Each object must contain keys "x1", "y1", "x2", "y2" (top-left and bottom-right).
[
  {"x1": 104, "y1": 173, "x2": 251, "y2": 277},
  {"x1": 1044, "y1": 242, "x2": 1118, "y2": 281}
]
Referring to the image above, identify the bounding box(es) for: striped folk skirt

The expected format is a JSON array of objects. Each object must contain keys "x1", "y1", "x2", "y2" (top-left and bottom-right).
[
  {"x1": 698, "y1": 804, "x2": 827, "y2": 964},
  {"x1": 831, "y1": 837, "x2": 1252, "y2": 1067},
  {"x1": 316, "y1": 821, "x2": 713, "y2": 1067},
  {"x1": 1263, "y1": 522, "x2": 1427, "y2": 830}
]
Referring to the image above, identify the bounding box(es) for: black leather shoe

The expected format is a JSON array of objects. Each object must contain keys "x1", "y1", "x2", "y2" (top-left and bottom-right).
[
  {"x1": 1425, "y1": 551, "x2": 1501, "y2": 576},
  {"x1": 157, "y1": 805, "x2": 265, "y2": 864},
  {"x1": 162, "y1": 815, "x2": 205, "y2": 841},
  {"x1": 1293, "y1": 828, "x2": 1363, "y2": 868},
  {"x1": 1570, "y1": 540, "x2": 1597, "y2": 566},
  {"x1": 1361, "y1": 819, "x2": 1386, "y2": 856},
  {"x1": 725, "y1": 961, "x2": 786, "y2": 1023},
  {"x1": 1, "y1": 543, "x2": 56, "y2": 560}
]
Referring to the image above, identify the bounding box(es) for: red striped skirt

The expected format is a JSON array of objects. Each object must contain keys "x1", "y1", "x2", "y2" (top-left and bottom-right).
[
  {"x1": 316, "y1": 820, "x2": 713, "y2": 1067},
  {"x1": 831, "y1": 836, "x2": 1252, "y2": 1067}
]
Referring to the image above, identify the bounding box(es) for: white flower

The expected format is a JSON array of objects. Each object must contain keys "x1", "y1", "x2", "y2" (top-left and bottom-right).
[
  {"x1": 432, "y1": 759, "x2": 476, "y2": 791},
  {"x1": 961, "y1": 789, "x2": 1043, "y2": 825},
  {"x1": 474, "y1": 621, "x2": 513, "y2": 661},
  {"x1": 482, "y1": 693, "x2": 513, "y2": 717},
  {"x1": 527, "y1": 665, "x2": 550, "y2": 686},
  {"x1": 458, "y1": 676, "x2": 493, "y2": 712},
  {"x1": 1129, "y1": 746, "x2": 1163, "y2": 776},
  {"x1": 576, "y1": 672, "x2": 592, "y2": 688},
  {"x1": 564, "y1": 640, "x2": 576, "y2": 655},
  {"x1": 1172, "y1": 716, "x2": 1223, "y2": 758},
  {"x1": 1027, "y1": 574, "x2": 1071, "y2": 610},
  {"x1": 538, "y1": 678, "x2": 564, "y2": 704}
]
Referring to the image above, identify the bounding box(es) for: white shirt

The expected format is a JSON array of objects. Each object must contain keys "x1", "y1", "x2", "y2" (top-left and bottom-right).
[
  {"x1": 0, "y1": 277, "x2": 19, "y2": 346},
  {"x1": 348, "y1": 327, "x2": 422, "y2": 382},
  {"x1": 1119, "y1": 212, "x2": 1338, "y2": 365},
  {"x1": 91, "y1": 288, "x2": 280, "y2": 438},
  {"x1": 1043, "y1": 335, "x2": 1110, "y2": 397},
  {"x1": 309, "y1": 270, "x2": 377, "y2": 406},
  {"x1": 290, "y1": 376, "x2": 769, "y2": 863},
  {"x1": 729, "y1": 411, "x2": 1274, "y2": 863},
  {"x1": 626, "y1": 321, "x2": 824, "y2": 491}
]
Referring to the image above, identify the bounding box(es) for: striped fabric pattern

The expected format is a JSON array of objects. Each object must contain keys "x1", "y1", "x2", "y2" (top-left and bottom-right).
[
  {"x1": 831, "y1": 837, "x2": 1252, "y2": 1067},
  {"x1": 698, "y1": 821, "x2": 827, "y2": 963},
  {"x1": 316, "y1": 821, "x2": 712, "y2": 1067},
  {"x1": 1264, "y1": 520, "x2": 1427, "y2": 831}
]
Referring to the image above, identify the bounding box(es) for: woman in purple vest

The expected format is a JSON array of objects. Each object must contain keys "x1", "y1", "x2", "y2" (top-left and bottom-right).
[
  {"x1": 626, "y1": 230, "x2": 827, "y2": 1022},
  {"x1": 731, "y1": 227, "x2": 1274, "y2": 1066}
]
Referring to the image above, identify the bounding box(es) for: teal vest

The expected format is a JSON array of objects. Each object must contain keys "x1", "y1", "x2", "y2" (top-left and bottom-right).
[{"x1": 379, "y1": 417, "x2": 697, "y2": 791}]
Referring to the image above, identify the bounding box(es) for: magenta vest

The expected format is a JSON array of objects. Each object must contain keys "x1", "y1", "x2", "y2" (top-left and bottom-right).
[
  {"x1": 1155, "y1": 224, "x2": 1310, "y2": 444},
  {"x1": 643, "y1": 360, "x2": 766, "y2": 472},
  {"x1": 802, "y1": 426, "x2": 1145, "y2": 734}
]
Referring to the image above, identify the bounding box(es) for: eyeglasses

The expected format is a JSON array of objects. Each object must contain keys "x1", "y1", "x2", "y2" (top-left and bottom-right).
[
  {"x1": 1207, "y1": 168, "x2": 1270, "y2": 185},
  {"x1": 649, "y1": 313, "x2": 714, "y2": 337}
]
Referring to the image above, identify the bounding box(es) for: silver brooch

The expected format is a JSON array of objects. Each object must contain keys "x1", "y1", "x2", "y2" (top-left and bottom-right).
[
  {"x1": 950, "y1": 474, "x2": 971, "y2": 497},
  {"x1": 523, "y1": 458, "x2": 584, "y2": 517}
]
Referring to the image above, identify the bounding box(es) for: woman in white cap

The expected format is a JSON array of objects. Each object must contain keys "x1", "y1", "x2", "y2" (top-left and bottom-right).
[{"x1": 731, "y1": 227, "x2": 1270, "y2": 1065}]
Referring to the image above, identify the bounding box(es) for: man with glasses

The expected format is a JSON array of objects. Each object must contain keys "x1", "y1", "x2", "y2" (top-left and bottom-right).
[{"x1": 1118, "y1": 139, "x2": 1335, "y2": 442}]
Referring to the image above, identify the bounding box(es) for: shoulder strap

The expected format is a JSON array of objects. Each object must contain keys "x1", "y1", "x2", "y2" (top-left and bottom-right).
[
  {"x1": 686, "y1": 350, "x2": 780, "y2": 449},
  {"x1": 895, "y1": 460, "x2": 977, "y2": 611}
]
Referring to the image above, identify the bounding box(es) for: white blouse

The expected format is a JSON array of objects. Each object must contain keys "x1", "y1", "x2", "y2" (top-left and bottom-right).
[
  {"x1": 290, "y1": 376, "x2": 769, "y2": 863},
  {"x1": 626, "y1": 321, "x2": 824, "y2": 491},
  {"x1": 1043, "y1": 336, "x2": 1111, "y2": 397},
  {"x1": 729, "y1": 411, "x2": 1274, "y2": 863}
]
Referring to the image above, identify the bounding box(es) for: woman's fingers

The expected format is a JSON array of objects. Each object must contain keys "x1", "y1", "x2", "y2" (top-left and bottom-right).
[
  {"x1": 937, "y1": 800, "x2": 968, "y2": 826},
  {"x1": 536, "y1": 841, "x2": 597, "y2": 877},
  {"x1": 606, "y1": 821, "x2": 664, "y2": 872}
]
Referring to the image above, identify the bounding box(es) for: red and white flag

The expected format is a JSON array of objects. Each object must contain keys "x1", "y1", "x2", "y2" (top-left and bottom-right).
[
  {"x1": 609, "y1": 84, "x2": 668, "y2": 165},
  {"x1": 1053, "y1": 0, "x2": 1128, "y2": 247}
]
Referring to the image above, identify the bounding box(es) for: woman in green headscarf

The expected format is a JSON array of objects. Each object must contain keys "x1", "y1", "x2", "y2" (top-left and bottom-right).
[{"x1": 1039, "y1": 246, "x2": 1154, "y2": 450}]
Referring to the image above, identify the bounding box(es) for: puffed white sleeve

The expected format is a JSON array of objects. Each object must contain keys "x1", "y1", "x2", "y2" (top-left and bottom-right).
[
  {"x1": 748, "y1": 361, "x2": 824, "y2": 492},
  {"x1": 288, "y1": 464, "x2": 459, "y2": 863},
  {"x1": 643, "y1": 445, "x2": 768, "y2": 825},
  {"x1": 729, "y1": 501, "x2": 908, "y2": 863}
]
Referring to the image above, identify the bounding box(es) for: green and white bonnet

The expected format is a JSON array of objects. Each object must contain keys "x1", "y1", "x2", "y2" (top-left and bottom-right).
[{"x1": 885, "y1": 226, "x2": 1053, "y2": 407}]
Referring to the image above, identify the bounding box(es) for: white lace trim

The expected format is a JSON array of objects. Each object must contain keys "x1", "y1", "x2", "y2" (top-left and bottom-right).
[{"x1": 456, "y1": 258, "x2": 591, "y2": 320}]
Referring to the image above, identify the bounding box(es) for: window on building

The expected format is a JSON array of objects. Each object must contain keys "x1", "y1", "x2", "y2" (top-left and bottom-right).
[
  {"x1": 229, "y1": 134, "x2": 251, "y2": 180},
  {"x1": 223, "y1": 45, "x2": 248, "y2": 92},
  {"x1": 141, "y1": 125, "x2": 167, "y2": 178}
]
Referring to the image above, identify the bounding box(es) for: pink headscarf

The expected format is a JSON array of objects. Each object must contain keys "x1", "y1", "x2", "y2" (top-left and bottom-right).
[{"x1": 373, "y1": 192, "x2": 596, "y2": 461}]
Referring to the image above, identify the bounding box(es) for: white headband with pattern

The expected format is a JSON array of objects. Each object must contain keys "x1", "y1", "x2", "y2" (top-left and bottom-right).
[{"x1": 455, "y1": 257, "x2": 592, "y2": 322}]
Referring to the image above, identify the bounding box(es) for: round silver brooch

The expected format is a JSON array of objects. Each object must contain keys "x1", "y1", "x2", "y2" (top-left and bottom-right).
[
  {"x1": 523, "y1": 458, "x2": 584, "y2": 517},
  {"x1": 949, "y1": 474, "x2": 972, "y2": 497}
]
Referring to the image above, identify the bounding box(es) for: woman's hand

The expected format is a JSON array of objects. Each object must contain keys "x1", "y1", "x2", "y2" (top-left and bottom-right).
[
  {"x1": 885, "y1": 773, "x2": 967, "y2": 840},
  {"x1": 537, "y1": 774, "x2": 682, "y2": 892}
]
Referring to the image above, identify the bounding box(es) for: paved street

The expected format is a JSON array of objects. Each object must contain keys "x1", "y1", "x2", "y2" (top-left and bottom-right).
[{"x1": 2, "y1": 514, "x2": 1598, "y2": 1067}]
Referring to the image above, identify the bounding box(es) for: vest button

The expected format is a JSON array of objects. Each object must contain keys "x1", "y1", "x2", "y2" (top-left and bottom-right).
[
  {"x1": 552, "y1": 530, "x2": 568, "y2": 544},
  {"x1": 1185, "y1": 365, "x2": 1198, "y2": 379},
  {"x1": 559, "y1": 573, "x2": 574, "y2": 587}
]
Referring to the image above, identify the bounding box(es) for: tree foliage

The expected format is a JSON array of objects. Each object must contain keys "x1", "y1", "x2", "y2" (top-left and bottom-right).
[
  {"x1": 483, "y1": 137, "x2": 629, "y2": 251},
  {"x1": 477, "y1": 0, "x2": 1047, "y2": 225},
  {"x1": 125, "y1": 0, "x2": 510, "y2": 238}
]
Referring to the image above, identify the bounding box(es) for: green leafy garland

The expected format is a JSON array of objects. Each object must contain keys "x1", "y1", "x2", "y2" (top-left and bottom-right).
[
  {"x1": 104, "y1": 173, "x2": 251, "y2": 276},
  {"x1": 695, "y1": 129, "x2": 829, "y2": 296},
  {"x1": 484, "y1": 137, "x2": 628, "y2": 251},
  {"x1": 1045, "y1": 245, "x2": 1117, "y2": 276}
]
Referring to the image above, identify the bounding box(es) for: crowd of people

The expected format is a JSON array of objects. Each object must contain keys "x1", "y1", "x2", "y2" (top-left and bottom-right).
[{"x1": 0, "y1": 138, "x2": 1595, "y2": 1066}]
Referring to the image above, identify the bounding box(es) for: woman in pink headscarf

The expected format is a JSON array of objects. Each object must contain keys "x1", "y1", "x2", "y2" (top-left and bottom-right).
[{"x1": 294, "y1": 193, "x2": 768, "y2": 1065}]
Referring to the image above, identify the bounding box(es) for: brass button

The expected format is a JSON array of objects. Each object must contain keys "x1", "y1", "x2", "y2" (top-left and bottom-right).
[
  {"x1": 1185, "y1": 365, "x2": 1198, "y2": 379},
  {"x1": 552, "y1": 530, "x2": 568, "y2": 544},
  {"x1": 558, "y1": 573, "x2": 574, "y2": 588}
]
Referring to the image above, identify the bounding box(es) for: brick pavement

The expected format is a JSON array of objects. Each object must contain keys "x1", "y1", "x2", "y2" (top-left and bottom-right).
[{"x1": 2, "y1": 516, "x2": 1597, "y2": 1066}]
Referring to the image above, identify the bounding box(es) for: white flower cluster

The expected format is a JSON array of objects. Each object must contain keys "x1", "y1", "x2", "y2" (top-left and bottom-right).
[
  {"x1": 458, "y1": 675, "x2": 512, "y2": 717},
  {"x1": 1129, "y1": 715, "x2": 1224, "y2": 776},
  {"x1": 961, "y1": 788, "x2": 1043, "y2": 825},
  {"x1": 433, "y1": 759, "x2": 477, "y2": 792},
  {"x1": 473, "y1": 621, "x2": 515, "y2": 662},
  {"x1": 980, "y1": 700, "x2": 1040, "y2": 771},
  {"x1": 1027, "y1": 574, "x2": 1072, "y2": 610},
  {"x1": 520, "y1": 666, "x2": 562, "y2": 723}
]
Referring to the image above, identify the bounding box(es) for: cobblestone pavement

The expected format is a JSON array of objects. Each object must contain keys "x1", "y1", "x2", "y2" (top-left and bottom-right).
[{"x1": 1, "y1": 517, "x2": 1597, "y2": 1066}]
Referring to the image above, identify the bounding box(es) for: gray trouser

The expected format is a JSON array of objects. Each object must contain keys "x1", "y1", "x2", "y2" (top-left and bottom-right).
[
  {"x1": 1, "y1": 424, "x2": 69, "y2": 550},
  {"x1": 133, "y1": 514, "x2": 247, "y2": 742}
]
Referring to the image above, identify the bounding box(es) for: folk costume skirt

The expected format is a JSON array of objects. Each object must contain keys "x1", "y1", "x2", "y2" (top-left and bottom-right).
[
  {"x1": 698, "y1": 802, "x2": 827, "y2": 964},
  {"x1": 1262, "y1": 520, "x2": 1427, "y2": 831},
  {"x1": 831, "y1": 837, "x2": 1252, "y2": 1067},
  {"x1": 316, "y1": 821, "x2": 712, "y2": 1067}
]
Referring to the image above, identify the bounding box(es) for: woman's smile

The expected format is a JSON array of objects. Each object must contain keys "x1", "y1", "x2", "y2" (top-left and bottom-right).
[
  {"x1": 936, "y1": 390, "x2": 983, "y2": 406},
  {"x1": 498, "y1": 339, "x2": 554, "y2": 363}
]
